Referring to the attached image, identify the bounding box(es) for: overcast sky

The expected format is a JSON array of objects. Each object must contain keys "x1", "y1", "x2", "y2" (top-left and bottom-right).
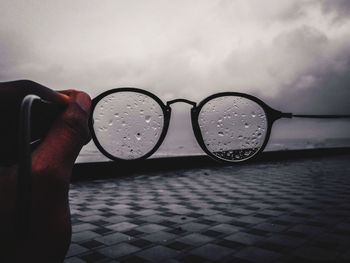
[{"x1": 1, "y1": 0, "x2": 350, "y2": 154}]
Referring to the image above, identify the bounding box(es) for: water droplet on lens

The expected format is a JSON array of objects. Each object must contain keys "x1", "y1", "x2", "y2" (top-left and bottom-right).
[
  {"x1": 108, "y1": 120, "x2": 113, "y2": 126},
  {"x1": 114, "y1": 113, "x2": 119, "y2": 118},
  {"x1": 238, "y1": 135, "x2": 243, "y2": 140},
  {"x1": 251, "y1": 112, "x2": 256, "y2": 117},
  {"x1": 244, "y1": 123, "x2": 249, "y2": 128},
  {"x1": 135, "y1": 132, "x2": 141, "y2": 140},
  {"x1": 145, "y1": 115, "x2": 151, "y2": 123},
  {"x1": 218, "y1": 131, "x2": 224, "y2": 136}
]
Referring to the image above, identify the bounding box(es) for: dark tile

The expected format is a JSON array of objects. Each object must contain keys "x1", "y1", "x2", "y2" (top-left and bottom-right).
[
  {"x1": 80, "y1": 252, "x2": 108, "y2": 262},
  {"x1": 254, "y1": 213, "x2": 272, "y2": 219},
  {"x1": 120, "y1": 255, "x2": 152, "y2": 263},
  {"x1": 180, "y1": 254, "x2": 207, "y2": 263},
  {"x1": 167, "y1": 241, "x2": 193, "y2": 251},
  {"x1": 94, "y1": 227, "x2": 112, "y2": 235},
  {"x1": 135, "y1": 245, "x2": 178, "y2": 262},
  {"x1": 128, "y1": 238, "x2": 153, "y2": 248},
  {"x1": 159, "y1": 220, "x2": 178, "y2": 226},
  {"x1": 225, "y1": 232, "x2": 263, "y2": 245},
  {"x1": 123, "y1": 229, "x2": 144, "y2": 237},
  {"x1": 257, "y1": 241, "x2": 288, "y2": 253},
  {"x1": 129, "y1": 219, "x2": 148, "y2": 225},
  {"x1": 235, "y1": 247, "x2": 282, "y2": 263},
  {"x1": 81, "y1": 240, "x2": 104, "y2": 249},
  {"x1": 224, "y1": 256, "x2": 254, "y2": 263},
  {"x1": 190, "y1": 243, "x2": 234, "y2": 261},
  {"x1": 143, "y1": 231, "x2": 177, "y2": 243},
  {"x1": 244, "y1": 228, "x2": 269, "y2": 236},
  {"x1": 95, "y1": 232, "x2": 131, "y2": 246},
  {"x1": 201, "y1": 230, "x2": 223, "y2": 237},
  {"x1": 166, "y1": 227, "x2": 188, "y2": 235},
  {"x1": 196, "y1": 219, "x2": 217, "y2": 225},
  {"x1": 90, "y1": 219, "x2": 109, "y2": 226},
  {"x1": 292, "y1": 246, "x2": 338, "y2": 261},
  {"x1": 187, "y1": 212, "x2": 204, "y2": 218},
  {"x1": 216, "y1": 239, "x2": 245, "y2": 250},
  {"x1": 98, "y1": 242, "x2": 140, "y2": 258},
  {"x1": 177, "y1": 233, "x2": 213, "y2": 246}
]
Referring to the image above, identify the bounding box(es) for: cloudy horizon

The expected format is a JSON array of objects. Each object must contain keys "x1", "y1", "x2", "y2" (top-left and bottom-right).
[{"x1": 1, "y1": 0, "x2": 350, "y2": 160}]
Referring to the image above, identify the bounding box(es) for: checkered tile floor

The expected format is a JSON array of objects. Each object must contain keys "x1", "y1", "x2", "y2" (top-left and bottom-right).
[{"x1": 65, "y1": 155, "x2": 350, "y2": 263}]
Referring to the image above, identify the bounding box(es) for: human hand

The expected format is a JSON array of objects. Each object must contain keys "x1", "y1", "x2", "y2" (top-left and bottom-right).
[{"x1": 0, "y1": 80, "x2": 91, "y2": 262}]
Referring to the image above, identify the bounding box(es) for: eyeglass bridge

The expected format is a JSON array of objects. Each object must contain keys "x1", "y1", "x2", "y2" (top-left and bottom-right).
[{"x1": 166, "y1": 99, "x2": 196, "y2": 107}]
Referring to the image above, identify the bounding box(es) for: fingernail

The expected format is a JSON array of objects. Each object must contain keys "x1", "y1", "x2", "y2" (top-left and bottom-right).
[
  {"x1": 76, "y1": 93, "x2": 91, "y2": 113},
  {"x1": 59, "y1": 93, "x2": 70, "y2": 102}
]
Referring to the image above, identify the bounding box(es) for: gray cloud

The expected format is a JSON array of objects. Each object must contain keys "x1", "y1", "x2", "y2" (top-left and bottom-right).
[
  {"x1": 320, "y1": 0, "x2": 350, "y2": 21},
  {"x1": 1, "y1": 0, "x2": 349, "y2": 145}
]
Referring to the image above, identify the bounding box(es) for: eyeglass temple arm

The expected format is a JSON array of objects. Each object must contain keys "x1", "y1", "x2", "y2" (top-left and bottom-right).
[{"x1": 279, "y1": 112, "x2": 350, "y2": 119}]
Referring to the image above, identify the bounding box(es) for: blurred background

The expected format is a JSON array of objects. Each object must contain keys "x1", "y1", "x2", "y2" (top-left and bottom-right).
[{"x1": 1, "y1": 0, "x2": 350, "y2": 162}]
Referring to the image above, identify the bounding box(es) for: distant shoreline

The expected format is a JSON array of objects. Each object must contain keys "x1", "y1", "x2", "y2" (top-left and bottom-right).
[{"x1": 76, "y1": 138, "x2": 350, "y2": 163}]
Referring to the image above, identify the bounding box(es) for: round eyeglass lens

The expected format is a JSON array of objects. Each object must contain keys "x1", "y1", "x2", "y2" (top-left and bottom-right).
[
  {"x1": 92, "y1": 91, "x2": 164, "y2": 160},
  {"x1": 198, "y1": 96, "x2": 268, "y2": 162}
]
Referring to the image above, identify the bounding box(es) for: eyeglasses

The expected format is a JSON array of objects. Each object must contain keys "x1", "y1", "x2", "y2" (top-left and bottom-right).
[{"x1": 89, "y1": 88, "x2": 350, "y2": 163}]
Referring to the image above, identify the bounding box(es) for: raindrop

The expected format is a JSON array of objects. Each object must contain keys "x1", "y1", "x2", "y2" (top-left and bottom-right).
[
  {"x1": 218, "y1": 131, "x2": 224, "y2": 136},
  {"x1": 135, "y1": 132, "x2": 141, "y2": 141},
  {"x1": 145, "y1": 115, "x2": 151, "y2": 123},
  {"x1": 244, "y1": 123, "x2": 249, "y2": 128},
  {"x1": 114, "y1": 113, "x2": 119, "y2": 118},
  {"x1": 108, "y1": 120, "x2": 113, "y2": 126},
  {"x1": 251, "y1": 112, "x2": 256, "y2": 117}
]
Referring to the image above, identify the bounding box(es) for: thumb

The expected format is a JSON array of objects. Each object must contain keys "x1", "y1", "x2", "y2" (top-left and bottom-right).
[{"x1": 31, "y1": 90, "x2": 91, "y2": 183}]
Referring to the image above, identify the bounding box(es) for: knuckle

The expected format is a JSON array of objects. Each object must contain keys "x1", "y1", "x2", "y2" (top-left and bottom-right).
[{"x1": 63, "y1": 103, "x2": 90, "y2": 141}]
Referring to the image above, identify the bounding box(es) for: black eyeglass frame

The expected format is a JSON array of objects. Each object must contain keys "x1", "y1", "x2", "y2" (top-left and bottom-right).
[{"x1": 89, "y1": 87, "x2": 350, "y2": 163}]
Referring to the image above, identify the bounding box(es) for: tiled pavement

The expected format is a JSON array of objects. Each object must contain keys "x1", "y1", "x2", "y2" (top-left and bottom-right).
[{"x1": 65, "y1": 154, "x2": 350, "y2": 263}]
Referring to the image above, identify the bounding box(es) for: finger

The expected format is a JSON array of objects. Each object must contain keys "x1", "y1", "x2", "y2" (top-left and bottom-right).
[
  {"x1": 0, "y1": 80, "x2": 69, "y2": 165},
  {"x1": 1, "y1": 80, "x2": 69, "y2": 104},
  {"x1": 31, "y1": 91, "x2": 91, "y2": 185}
]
